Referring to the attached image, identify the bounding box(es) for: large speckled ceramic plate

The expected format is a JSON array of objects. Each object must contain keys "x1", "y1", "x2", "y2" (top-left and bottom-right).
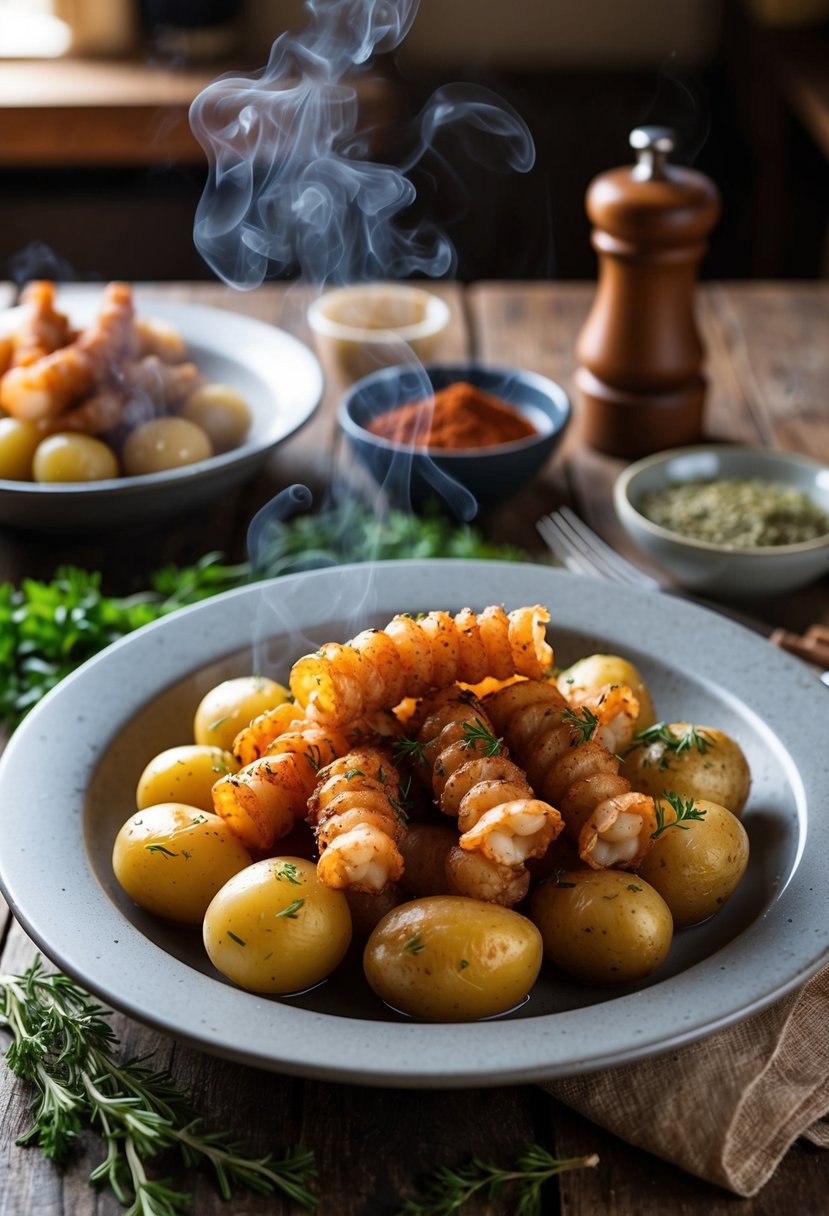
[
  {"x1": 0, "y1": 290, "x2": 322, "y2": 531},
  {"x1": 0, "y1": 562, "x2": 827, "y2": 1086}
]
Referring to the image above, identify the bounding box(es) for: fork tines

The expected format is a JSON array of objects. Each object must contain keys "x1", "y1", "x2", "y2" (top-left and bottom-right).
[{"x1": 537, "y1": 506, "x2": 662, "y2": 590}]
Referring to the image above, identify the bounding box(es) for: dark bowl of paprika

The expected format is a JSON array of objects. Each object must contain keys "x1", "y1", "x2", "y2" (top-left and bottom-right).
[{"x1": 338, "y1": 362, "x2": 571, "y2": 517}]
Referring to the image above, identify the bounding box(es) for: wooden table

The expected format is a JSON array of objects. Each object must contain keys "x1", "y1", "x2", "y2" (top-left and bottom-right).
[{"x1": 1, "y1": 281, "x2": 828, "y2": 1214}]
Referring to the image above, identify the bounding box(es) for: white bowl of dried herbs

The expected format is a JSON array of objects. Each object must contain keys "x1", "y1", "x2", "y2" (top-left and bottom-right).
[{"x1": 614, "y1": 444, "x2": 829, "y2": 597}]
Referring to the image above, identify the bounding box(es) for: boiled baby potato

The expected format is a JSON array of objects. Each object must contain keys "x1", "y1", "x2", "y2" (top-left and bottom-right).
[
  {"x1": 0, "y1": 417, "x2": 41, "y2": 479},
  {"x1": 122, "y1": 416, "x2": 213, "y2": 475},
  {"x1": 193, "y1": 675, "x2": 291, "y2": 751},
  {"x1": 556, "y1": 653, "x2": 656, "y2": 732},
  {"x1": 620, "y1": 723, "x2": 751, "y2": 816},
  {"x1": 530, "y1": 869, "x2": 673, "y2": 984},
  {"x1": 33, "y1": 432, "x2": 119, "y2": 482},
  {"x1": 112, "y1": 803, "x2": 252, "y2": 924},
  {"x1": 363, "y1": 895, "x2": 542, "y2": 1021},
  {"x1": 180, "y1": 383, "x2": 251, "y2": 453},
  {"x1": 203, "y1": 857, "x2": 352, "y2": 994},
  {"x1": 136, "y1": 744, "x2": 239, "y2": 812},
  {"x1": 636, "y1": 797, "x2": 750, "y2": 928}
]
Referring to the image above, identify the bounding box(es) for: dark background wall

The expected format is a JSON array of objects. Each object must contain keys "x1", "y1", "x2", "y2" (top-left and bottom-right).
[{"x1": 1, "y1": 0, "x2": 826, "y2": 285}]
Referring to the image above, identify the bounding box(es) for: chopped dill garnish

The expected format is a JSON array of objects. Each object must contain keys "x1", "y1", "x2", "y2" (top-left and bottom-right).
[
  {"x1": 562, "y1": 706, "x2": 600, "y2": 746},
  {"x1": 652, "y1": 791, "x2": 707, "y2": 839},
  {"x1": 461, "y1": 717, "x2": 502, "y2": 756},
  {"x1": 274, "y1": 862, "x2": 303, "y2": 885},
  {"x1": 227, "y1": 931, "x2": 246, "y2": 946},
  {"x1": 144, "y1": 844, "x2": 178, "y2": 857},
  {"x1": 403, "y1": 932, "x2": 426, "y2": 955},
  {"x1": 275, "y1": 899, "x2": 305, "y2": 920},
  {"x1": 303, "y1": 744, "x2": 323, "y2": 773},
  {"x1": 395, "y1": 737, "x2": 427, "y2": 765},
  {"x1": 632, "y1": 721, "x2": 714, "y2": 768}
]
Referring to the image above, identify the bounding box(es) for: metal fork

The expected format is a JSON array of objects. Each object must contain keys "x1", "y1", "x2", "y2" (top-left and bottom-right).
[{"x1": 536, "y1": 505, "x2": 662, "y2": 590}]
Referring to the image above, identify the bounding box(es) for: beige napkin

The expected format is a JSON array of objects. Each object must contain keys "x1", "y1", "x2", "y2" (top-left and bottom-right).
[{"x1": 541, "y1": 964, "x2": 829, "y2": 1197}]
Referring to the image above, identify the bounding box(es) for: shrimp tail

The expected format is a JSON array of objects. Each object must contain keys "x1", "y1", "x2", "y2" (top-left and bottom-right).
[{"x1": 484, "y1": 679, "x2": 656, "y2": 871}]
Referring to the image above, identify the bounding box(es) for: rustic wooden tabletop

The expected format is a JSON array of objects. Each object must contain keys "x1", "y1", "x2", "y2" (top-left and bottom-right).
[{"x1": 1, "y1": 279, "x2": 828, "y2": 1215}]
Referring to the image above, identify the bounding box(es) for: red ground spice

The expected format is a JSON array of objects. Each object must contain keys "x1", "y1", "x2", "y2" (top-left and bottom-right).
[{"x1": 366, "y1": 381, "x2": 537, "y2": 449}]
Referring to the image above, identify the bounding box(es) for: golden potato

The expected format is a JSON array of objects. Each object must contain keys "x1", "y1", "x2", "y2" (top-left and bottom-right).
[
  {"x1": 363, "y1": 896, "x2": 542, "y2": 1021},
  {"x1": 556, "y1": 653, "x2": 656, "y2": 732},
  {"x1": 621, "y1": 723, "x2": 751, "y2": 816},
  {"x1": 636, "y1": 797, "x2": 750, "y2": 927},
  {"x1": 136, "y1": 744, "x2": 239, "y2": 812},
  {"x1": 203, "y1": 857, "x2": 352, "y2": 993},
  {"x1": 0, "y1": 417, "x2": 41, "y2": 479},
  {"x1": 530, "y1": 869, "x2": 673, "y2": 984},
  {"x1": 33, "y1": 433, "x2": 119, "y2": 482},
  {"x1": 122, "y1": 417, "x2": 212, "y2": 475},
  {"x1": 193, "y1": 676, "x2": 291, "y2": 751},
  {"x1": 180, "y1": 383, "x2": 251, "y2": 453},
  {"x1": 112, "y1": 803, "x2": 252, "y2": 924}
]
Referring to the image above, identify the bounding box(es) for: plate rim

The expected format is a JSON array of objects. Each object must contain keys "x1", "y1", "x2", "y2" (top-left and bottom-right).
[{"x1": 1, "y1": 560, "x2": 827, "y2": 1087}]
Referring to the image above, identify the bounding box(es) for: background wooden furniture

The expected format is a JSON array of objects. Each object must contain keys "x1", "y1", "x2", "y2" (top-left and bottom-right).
[
  {"x1": 2, "y1": 6, "x2": 827, "y2": 285},
  {"x1": 0, "y1": 280, "x2": 827, "y2": 1214}
]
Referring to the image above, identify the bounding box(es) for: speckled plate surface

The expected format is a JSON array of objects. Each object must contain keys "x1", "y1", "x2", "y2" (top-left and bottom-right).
[
  {"x1": 0, "y1": 562, "x2": 827, "y2": 1086},
  {"x1": 0, "y1": 291, "x2": 322, "y2": 531}
]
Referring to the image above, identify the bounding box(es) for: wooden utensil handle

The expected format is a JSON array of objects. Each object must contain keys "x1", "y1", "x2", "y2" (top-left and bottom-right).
[{"x1": 770, "y1": 625, "x2": 829, "y2": 667}]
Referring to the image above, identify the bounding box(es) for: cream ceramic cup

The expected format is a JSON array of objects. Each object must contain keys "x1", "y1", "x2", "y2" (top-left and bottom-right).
[{"x1": 307, "y1": 283, "x2": 450, "y2": 384}]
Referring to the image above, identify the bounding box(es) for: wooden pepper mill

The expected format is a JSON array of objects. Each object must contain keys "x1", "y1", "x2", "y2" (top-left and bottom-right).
[{"x1": 576, "y1": 126, "x2": 721, "y2": 457}]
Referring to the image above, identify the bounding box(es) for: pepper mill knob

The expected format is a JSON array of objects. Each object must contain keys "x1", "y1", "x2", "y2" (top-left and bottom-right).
[
  {"x1": 575, "y1": 127, "x2": 721, "y2": 457},
  {"x1": 629, "y1": 126, "x2": 675, "y2": 179}
]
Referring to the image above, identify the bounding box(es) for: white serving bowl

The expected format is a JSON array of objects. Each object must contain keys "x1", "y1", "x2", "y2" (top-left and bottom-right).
[
  {"x1": 614, "y1": 445, "x2": 829, "y2": 597},
  {"x1": 0, "y1": 295, "x2": 323, "y2": 533},
  {"x1": 307, "y1": 282, "x2": 451, "y2": 385}
]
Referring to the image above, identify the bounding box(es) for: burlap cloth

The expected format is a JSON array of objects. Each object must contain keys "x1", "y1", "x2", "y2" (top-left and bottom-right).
[{"x1": 540, "y1": 964, "x2": 829, "y2": 1196}]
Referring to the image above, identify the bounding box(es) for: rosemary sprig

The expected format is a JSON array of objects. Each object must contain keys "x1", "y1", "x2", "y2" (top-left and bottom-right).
[
  {"x1": 395, "y1": 736, "x2": 428, "y2": 765},
  {"x1": 398, "y1": 1143, "x2": 599, "y2": 1216},
  {"x1": 461, "y1": 717, "x2": 503, "y2": 756},
  {"x1": 652, "y1": 790, "x2": 708, "y2": 839},
  {"x1": 631, "y1": 722, "x2": 714, "y2": 768},
  {"x1": 0, "y1": 959, "x2": 317, "y2": 1213},
  {"x1": 562, "y1": 706, "x2": 600, "y2": 746}
]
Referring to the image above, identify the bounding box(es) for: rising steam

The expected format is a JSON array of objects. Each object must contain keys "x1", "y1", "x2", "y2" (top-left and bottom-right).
[{"x1": 190, "y1": 0, "x2": 535, "y2": 289}]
